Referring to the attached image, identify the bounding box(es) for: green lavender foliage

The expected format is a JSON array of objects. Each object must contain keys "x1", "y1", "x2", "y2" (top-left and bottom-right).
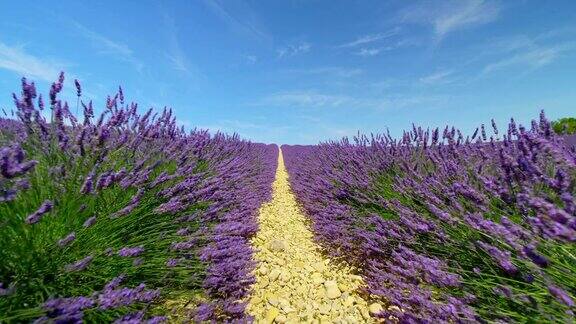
[{"x1": 0, "y1": 130, "x2": 207, "y2": 322}]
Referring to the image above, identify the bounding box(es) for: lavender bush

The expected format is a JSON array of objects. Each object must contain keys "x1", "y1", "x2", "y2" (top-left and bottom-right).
[
  {"x1": 283, "y1": 113, "x2": 575, "y2": 322},
  {"x1": 0, "y1": 74, "x2": 276, "y2": 322}
]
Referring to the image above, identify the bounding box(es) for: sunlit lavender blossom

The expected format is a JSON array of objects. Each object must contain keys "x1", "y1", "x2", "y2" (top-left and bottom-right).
[
  {"x1": 548, "y1": 285, "x2": 575, "y2": 307},
  {"x1": 118, "y1": 246, "x2": 144, "y2": 257},
  {"x1": 83, "y1": 216, "x2": 97, "y2": 228},
  {"x1": 57, "y1": 232, "x2": 76, "y2": 247},
  {"x1": 166, "y1": 259, "x2": 179, "y2": 267},
  {"x1": 25, "y1": 200, "x2": 53, "y2": 224}
]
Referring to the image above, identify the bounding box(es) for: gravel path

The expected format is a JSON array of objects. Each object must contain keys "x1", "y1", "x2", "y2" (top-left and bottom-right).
[{"x1": 247, "y1": 149, "x2": 380, "y2": 323}]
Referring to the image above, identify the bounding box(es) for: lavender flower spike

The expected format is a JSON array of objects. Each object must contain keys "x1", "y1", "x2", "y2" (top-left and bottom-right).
[
  {"x1": 118, "y1": 246, "x2": 145, "y2": 257},
  {"x1": 25, "y1": 200, "x2": 54, "y2": 224},
  {"x1": 57, "y1": 232, "x2": 76, "y2": 247}
]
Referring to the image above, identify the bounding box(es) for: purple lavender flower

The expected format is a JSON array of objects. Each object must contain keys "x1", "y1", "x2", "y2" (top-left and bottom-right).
[
  {"x1": 110, "y1": 189, "x2": 144, "y2": 218},
  {"x1": 491, "y1": 118, "x2": 499, "y2": 135},
  {"x1": 25, "y1": 200, "x2": 53, "y2": 224},
  {"x1": 42, "y1": 296, "x2": 94, "y2": 321},
  {"x1": 104, "y1": 275, "x2": 126, "y2": 291},
  {"x1": 65, "y1": 255, "x2": 93, "y2": 272},
  {"x1": 166, "y1": 258, "x2": 179, "y2": 267},
  {"x1": 15, "y1": 178, "x2": 29, "y2": 190},
  {"x1": 74, "y1": 79, "x2": 81, "y2": 97},
  {"x1": 83, "y1": 216, "x2": 97, "y2": 228},
  {"x1": 37, "y1": 94, "x2": 44, "y2": 110},
  {"x1": 97, "y1": 283, "x2": 160, "y2": 310},
  {"x1": 43, "y1": 296, "x2": 94, "y2": 313},
  {"x1": 80, "y1": 172, "x2": 95, "y2": 194},
  {"x1": 57, "y1": 232, "x2": 76, "y2": 247},
  {"x1": 113, "y1": 311, "x2": 144, "y2": 324},
  {"x1": 113, "y1": 312, "x2": 166, "y2": 324},
  {"x1": 118, "y1": 246, "x2": 144, "y2": 257},
  {"x1": 548, "y1": 285, "x2": 574, "y2": 307},
  {"x1": 523, "y1": 245, "x2": 549, "y2": 267},
  {"x1": 477, "y1": 241, "x2": 518, "y2": 275},
  {"x1": 1, "y1": 145, "x2": 37, "y2": 179}
]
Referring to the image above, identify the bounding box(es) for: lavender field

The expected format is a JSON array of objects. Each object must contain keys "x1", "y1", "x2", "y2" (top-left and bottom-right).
[
  {"x1": 282, "y1": 120, "x2": 576, "y2": 322},
  {"x1": 1, "y1": 74, "x2": 575, "y2": 323},
  {"x1": 0, "y1": 75, "x2": 278, "y2": 322}
]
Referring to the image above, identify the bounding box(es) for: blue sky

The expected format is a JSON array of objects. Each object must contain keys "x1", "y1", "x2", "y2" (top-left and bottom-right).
[{"x1": 1, "y1": 0, "x2": 575, "y2": 144}]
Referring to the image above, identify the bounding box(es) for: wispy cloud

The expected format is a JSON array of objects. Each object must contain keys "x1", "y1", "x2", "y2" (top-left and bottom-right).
[
  {"x1": 296, "y1": 115, "x2": 360, "y2": 141},
  {"x1": 201, "y1": 0, "x2": 269, "y2": 41},
  {"x1": 355, "y1": 48, "x2": 381, "y2": 57},
  {"x1": 72, "y1": 22, "x2": 132, "y2": 56},
  {"x1": 361, "y1": 95, "x2": 447, "y2": 111},
  {"x1": 257, "y1": 91, "x2": 350, "y2": 107},
  {"x1": 0, "y1": 42, "x2": 65, "y2": 82},
  {"x1": 401, "y1": 0, "x2": 499, "y2": 40},
  {"x1": 254, "y1": 90, "x2": 445, "y2": 111},
  {"x1": 0, "y1": 42, "x2": 96, "y2": 103},
  {"x1": 70, "y1": 20, "x2": 144, "y2": 72},
  {"x1": 478, "y1": 32, "x2": 576, "y2": 75},
  {"x1": 166, "y1": 53, "x2": 190, "y2": 73},
  {"x1": 277, "y1": 42, "x2": 311, "y2": 58},
  {"x1": 420, "y1": 70, "x2": 454, "y2": 84},
  {"x1": 245, "y1": 55, "x2": 257, "y2": 65},
  {"x1": 162, "y1": 13, "x2": 193, "y2": 75},
  {"x1": 284, "y1": 67, "x2": 363, "y2": 78},
  {"x1": 336, "y1": 27, "x2": 401, "y2": 48},
  {"x1": 338, "y1": 28, "x2": 415, "y2": 57},
  {"x1": 354, "y1": 42, "x2": 415, "y2": 57},
  {"x1": 198, "y1": 119, "x2": 260, "y2": 132},
  {"x1": 482, "y1": 43, "x2": 575, "y2": 74}
]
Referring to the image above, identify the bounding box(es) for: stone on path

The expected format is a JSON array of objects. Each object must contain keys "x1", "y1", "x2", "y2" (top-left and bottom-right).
[
  {"x1": 265, "y1": 307, "x2": 280, "y2": 323},
  {"x1": 269, "y1": 239, "x2": 288, "y2": 252},
  {"x1": 324, "y1": 281, "x2": 342, "y2": 299},
  {"x1": 369, "y1": 303, "x2": 384, "y2": 315}
]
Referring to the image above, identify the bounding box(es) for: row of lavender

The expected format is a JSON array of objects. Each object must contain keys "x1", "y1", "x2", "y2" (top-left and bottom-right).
[
  {"x1": 283, "y1": 114, "x2": 575, "y2": 323},
  {"x1": 0, "y1": 74, "x2": 277, "y2": 322}
]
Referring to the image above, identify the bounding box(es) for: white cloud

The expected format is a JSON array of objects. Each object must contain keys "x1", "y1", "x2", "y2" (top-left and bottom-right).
[
  {"x1": 285, "y1": 67, "x2": 363, "y2": 78},
  {"x1": 0, "y1": 42, "x2": 65, "y2": 82},
  {"x1": 162, "y1": 13, "x2": 193, "y2": 75},
  {"x1": 166, "y1": 53, "x2": 190, "y2": 73},
  {"x1": 277, "y1": 42, "x2": 311, "y2": 58},
  {"x1": 201, "y1": 0, "x2": 269, "y2": 41},
  {"x1": 198, "y1": 119, "x2": 259, "y2": 132},
  {"x1": 356, "y1": 48, "x2": 381, "y2": 57},
  {"x1": 482, "y1": 43, "x2": 575, "y2": 74},
  {"x1": 72, "y1": 22, "x2": 132, "y2": 56},
  {"x1": 478, "y1": 32, "x2": 576, "y2": 75},
  {"x1": 245, "y1": 55, "x2": 257, "y2": 64},
  {"x1": 488, "y1": 35, "x2": 534, "y2": 53},
  {"x1": 0, "y1": 42, "x2": 99, "y2": 109},
  {"x1": 296, "y1": 116, "x2": 361, "y2": 142},
  {"x1": 336, "y1": 27, "x2": 401, "y2": 48},
  {"x1": 401, "y1": 0, "x2": 499, "y2": 40},
  {"x1": 420, "y1": 70, "x2": 454, "y2": 84},
  {"x1": 255, "y1": 90, "x2": 446, "y2": 111},
  {"x1": 258, "y1": 91, "x2": 351, "y2": 107},
  {"x1": 71, "y1": 20, "x2": 143, "y2": 72},
  {"x1": 337, "y1": 28, "x2": 416, "y2": 57}
]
